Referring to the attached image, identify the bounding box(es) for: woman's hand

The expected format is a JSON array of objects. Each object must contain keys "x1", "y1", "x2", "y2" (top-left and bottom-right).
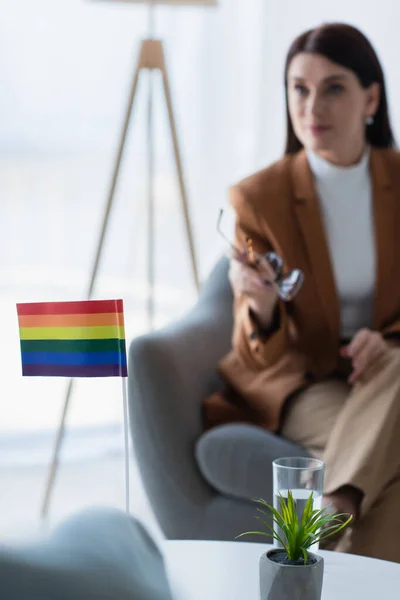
[
  {"x1": 228, "y1": 251, "x2": 278, "y2": 328},
  {"x1": 341, "y1": 328, "x2": 390, "y2": 384}
]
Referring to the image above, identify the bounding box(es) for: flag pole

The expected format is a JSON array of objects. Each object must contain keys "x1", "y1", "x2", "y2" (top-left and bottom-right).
[
  {"x1": 40, "y1": 299, "x2": 127, "y2": 520},
  {"x1": 122, "y1": 376, "x2": 130, "y2": 513}
]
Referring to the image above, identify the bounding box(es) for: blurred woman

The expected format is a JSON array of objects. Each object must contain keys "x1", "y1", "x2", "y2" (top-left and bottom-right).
[{"x1": 203, "y1": 22, "x2": 400, "y2": 562}]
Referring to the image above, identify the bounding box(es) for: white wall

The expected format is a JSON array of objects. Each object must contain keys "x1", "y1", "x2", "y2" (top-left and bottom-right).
[
  {"x1": 256, "y1": 1, "x2": 400, "y2": 167},
  {"x1": 1, "y1": 1, "x2": 399, "y2": 437},
  {"x1": 0, "y1": 0, "x2": 266, "y2": 435}
]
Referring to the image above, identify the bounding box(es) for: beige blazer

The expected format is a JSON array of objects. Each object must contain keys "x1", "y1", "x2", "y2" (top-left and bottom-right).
[{"x1": 203, "y1": 148, "x2": 400, "y2": 432}]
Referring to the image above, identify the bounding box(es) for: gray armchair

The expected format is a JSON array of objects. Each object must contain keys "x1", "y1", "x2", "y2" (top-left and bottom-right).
[{"x1": 128, "y1": 257, "x2": 310, "y2": 541}]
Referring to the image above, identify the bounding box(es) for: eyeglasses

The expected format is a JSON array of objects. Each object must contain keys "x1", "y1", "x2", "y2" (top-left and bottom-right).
[{"x1": 217, "y1": 209, "x2": 304, "y2": 302}]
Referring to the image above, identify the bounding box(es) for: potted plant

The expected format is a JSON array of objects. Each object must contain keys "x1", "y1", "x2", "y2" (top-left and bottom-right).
[{"x1": 237, "y1": 491, "x2": 352, "y2": 600}]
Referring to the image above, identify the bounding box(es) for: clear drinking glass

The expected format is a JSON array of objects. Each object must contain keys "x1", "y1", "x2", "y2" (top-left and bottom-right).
[{"x1": 272, "y1": 457, "x2": 325, "y2": 551}]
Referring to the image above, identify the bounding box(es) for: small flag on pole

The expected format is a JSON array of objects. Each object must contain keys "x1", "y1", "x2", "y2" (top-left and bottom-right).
[{"x1": 16, "y1": 299, "x2": 127, "y2": 378}]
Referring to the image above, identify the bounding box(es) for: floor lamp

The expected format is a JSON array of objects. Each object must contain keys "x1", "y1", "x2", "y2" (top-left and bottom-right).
[{"x1": 40, "y1": 0, "x2": 217, "y2": 519}]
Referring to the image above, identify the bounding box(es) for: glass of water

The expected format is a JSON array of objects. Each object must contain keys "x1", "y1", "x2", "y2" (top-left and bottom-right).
[{"x1": 272, "y1": 457, "x2": 325, "y2": 551}]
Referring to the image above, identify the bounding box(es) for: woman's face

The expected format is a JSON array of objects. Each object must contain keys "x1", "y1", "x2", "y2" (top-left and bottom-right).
[{"x1": 287, "y1": 52, "x2": 380, "y2": 165}]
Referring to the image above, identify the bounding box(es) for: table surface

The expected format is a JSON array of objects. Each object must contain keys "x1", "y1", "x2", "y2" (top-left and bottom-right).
[{"x1": 163, "y1": 540, "x2": 400, "y2": 599}]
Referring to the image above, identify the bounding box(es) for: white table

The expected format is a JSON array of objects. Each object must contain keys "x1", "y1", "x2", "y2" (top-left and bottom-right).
[{"x1": 163, "y1": 540, "x2": 400, "y2": 599}]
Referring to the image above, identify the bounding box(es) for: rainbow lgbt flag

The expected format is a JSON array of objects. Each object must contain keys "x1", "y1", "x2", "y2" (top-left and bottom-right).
[{"x1": 16, "y1": 299, "x2": 127, "y2": 377}]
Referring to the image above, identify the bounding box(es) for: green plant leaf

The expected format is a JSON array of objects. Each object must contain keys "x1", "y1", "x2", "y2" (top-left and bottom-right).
[
  {"x1": 236, "y1": 530, "x2": 289, "y2": 551},
  {"x1": 312, "y1": 513, "x2": 351, "y2": 534},
  {"x1": 309, "y1": 506, "x2": 335, "y2": 528},
  {"x1": 278, "y1": 494, "x2": 290, "y2": 524},
  {"x1": 256, "y1": 507, "x2": 285, "y2": 529},
  {"x1": 315, "y1": 515, "x2": 353, "y2": 543},
  {"x1": 237, "y1": 491, "x2": 353, "y2": 563},
  {"x1": 301, "y1": 492, "x2": 314, "y2": 527},
  {"x1": 304, "y1": 532, "x2": 317, "y2": 544},
  {"x1": 255, "y1": 518, "x2": 289, "y2": 550},
  {"x1": 257, "y1": 504, "x2": 287, "y2": 530},
  {"x1": 236, "y1": 530, "x2": 269, "y2": 539}
]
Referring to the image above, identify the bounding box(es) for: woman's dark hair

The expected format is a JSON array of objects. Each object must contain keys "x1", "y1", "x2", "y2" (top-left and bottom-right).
[{"x1": 284, "y1": 23, "x2": 395, "y2": 154}]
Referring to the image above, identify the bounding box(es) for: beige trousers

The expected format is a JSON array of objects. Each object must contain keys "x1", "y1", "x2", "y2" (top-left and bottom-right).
[{"x1": 280, "y1": 347, "x2": 400, "y2": 563}]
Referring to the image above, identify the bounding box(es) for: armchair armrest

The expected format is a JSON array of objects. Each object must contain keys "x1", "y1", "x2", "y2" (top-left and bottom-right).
[{"x1": 128, "y1": 257, "x2": 233, "y2": 537}]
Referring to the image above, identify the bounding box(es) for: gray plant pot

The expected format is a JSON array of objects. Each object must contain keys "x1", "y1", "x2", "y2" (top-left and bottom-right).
[{"x1": 260, "y1": 548, "x2": 324, "y2": 600}]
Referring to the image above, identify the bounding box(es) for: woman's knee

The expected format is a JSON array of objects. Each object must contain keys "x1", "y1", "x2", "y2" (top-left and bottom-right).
[{"x1": 195, "y1": 424, "x2": 310, "y2": 501}]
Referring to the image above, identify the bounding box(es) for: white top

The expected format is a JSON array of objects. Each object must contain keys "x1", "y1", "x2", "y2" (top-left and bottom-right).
[
  {"x1": 306, "y1": 148, "x2": 376, "y2": 339},
  {"x1": 164, "y1": 540, "x2": 400, "y2": 599}
]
